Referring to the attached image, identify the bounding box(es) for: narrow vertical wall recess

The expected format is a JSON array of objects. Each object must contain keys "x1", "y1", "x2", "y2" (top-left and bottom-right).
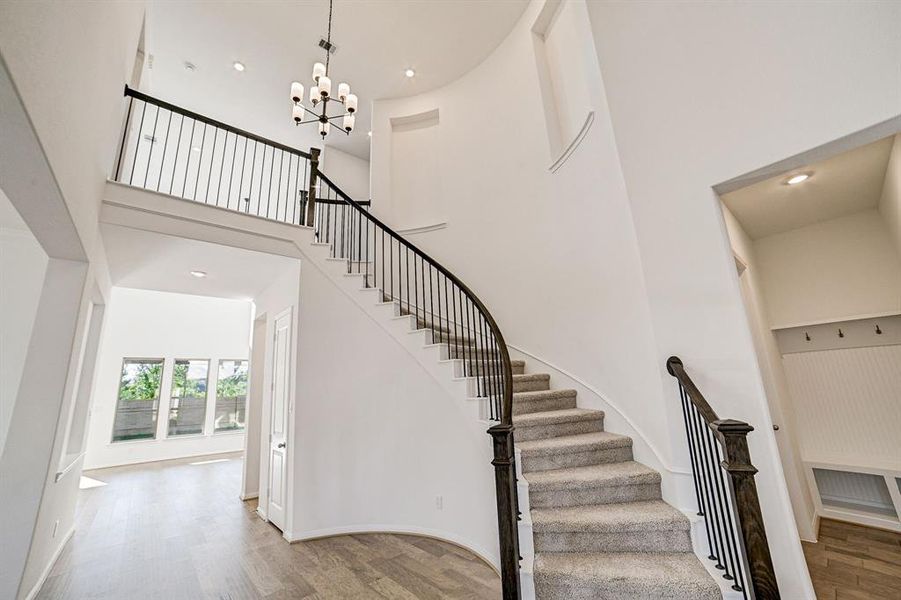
[
  {"x1": 531, "y1": 0, "x2": 598, "y2": 171},
  {"x1": 389, "y1": 108, "x2": 443, "y2": 229}
]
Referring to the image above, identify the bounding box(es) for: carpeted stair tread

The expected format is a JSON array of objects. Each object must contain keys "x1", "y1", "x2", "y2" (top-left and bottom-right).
[
  {"x1": 513, "y1": 408, "x2": 603, "y2": 427},
  {"x1": 518, "y1": 432, "x2": 631, "y2": 457},
  {"x1": 523, "y1": 461, "x2": 659, "y2": 491},
  {"x1": 513, "y1": 389, "x2": 578, "y2": 402},
  {"x1": 534, "y1": 552, "x2": 721, "y2": 599},
  {"x1": 531, "y1": 500, "x2": 689, "y2": 533}
]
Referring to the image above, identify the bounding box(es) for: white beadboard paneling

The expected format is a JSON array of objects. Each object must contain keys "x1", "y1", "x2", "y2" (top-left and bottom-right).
[{"x1": 782, "y1": 345, "x2": 901, "y2": 468}]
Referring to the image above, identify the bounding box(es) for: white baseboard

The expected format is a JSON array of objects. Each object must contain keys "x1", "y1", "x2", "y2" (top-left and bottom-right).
[
  {"x1": 23, "y1": 525, "x2": 75, "y2": 600},
  {"x1": 240, "y1": 492, "x2": 259, "y2": 501},
  {"x1": 283, "y1": 524, "x2": 500, "y2": 574}
]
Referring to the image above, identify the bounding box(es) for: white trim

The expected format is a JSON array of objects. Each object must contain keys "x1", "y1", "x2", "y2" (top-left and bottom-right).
[
  {"x1": 507, "y1": 342, "x2": 689, "y2": 477},
  {"x1": 54, "y1": 452, "x2": 85, "y2": 482},
  {"x1": 240, "y1": 492, "x2": 258, "y2": 501},
  {"x1": 804, "y1": 459, "x2": 901, "y2": 533},
  {"x1": 770, "y1": 310, "x2": 901, "y2": 331},
  {"x1": 283, "y1": 525, "x2": 499, "y2": 574},
  {"x1": 23, "y1": 525, "x2": 75, "y2": 600},
  {"x1": 395, "y1": 222, "x2": 448, "y2": 235},
  {"x1": 548, "y1": 111, "x2": 594, "y2": 173},
  {"x1": 84, "y1": 448, "x2": 242, "y2": 471}
]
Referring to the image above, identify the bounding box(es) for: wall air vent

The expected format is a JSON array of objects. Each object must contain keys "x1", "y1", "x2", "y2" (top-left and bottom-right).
[{"x1": 318, "y1": 38, "x2": 338, "y2": 54}]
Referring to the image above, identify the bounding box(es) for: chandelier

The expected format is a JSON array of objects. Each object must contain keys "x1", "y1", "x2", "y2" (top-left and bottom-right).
[{"x1": 290, "y1": 0, "x2": 357, "y2": 139}]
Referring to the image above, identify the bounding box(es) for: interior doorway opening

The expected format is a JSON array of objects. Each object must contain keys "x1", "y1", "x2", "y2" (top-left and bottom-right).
[{"x1": 716, "y1": 117, "x2": 901, "y2": 598}]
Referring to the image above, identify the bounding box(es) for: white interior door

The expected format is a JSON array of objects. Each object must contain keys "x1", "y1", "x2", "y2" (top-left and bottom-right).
[{"x1": 267, "y1": 308, "x2": 291, "y2": 530}]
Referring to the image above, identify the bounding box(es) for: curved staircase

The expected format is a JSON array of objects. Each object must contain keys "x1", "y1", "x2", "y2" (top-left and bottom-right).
[
  {"x1": 510, "y1": 364, "x2": 721, "y2": 600},
  {"x1": 112, "y1": 86, "x2": 785, "y2": 600}
]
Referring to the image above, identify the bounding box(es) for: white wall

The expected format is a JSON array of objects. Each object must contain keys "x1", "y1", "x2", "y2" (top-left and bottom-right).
[
  {"x1": 249, "y1": 262, "x2": 301, "y2": 525},
  {"x1": 289, "y1": 258, "x2": 499, "y2": 564},
  {"x1": 321, "y1": 146, "x2": 370, "y2": 202},
  {"x1": 879, "y1": 135, "x2": 901, "y2": 258},
  {"x1": 754, "y1": 209, "x2": 901, "y2": 328},
  {"x1": 584, "y1": 2, "x2": 899, "y2": 597},
  {"x1": 84, "y1": 288, "x2": 251, "y2": 470},
  {"x1": 0, "y1": 190, "x2": 49, "y2": 457},
  {"x1": 723, "y1": 206, "x2": 818, "y2": 541},
  {"x1": 0, "y1": 4, "x2": 146, "y2": 597},
  {"x1": 370, "y1": 0, "x2": 675, "y2": 506}
]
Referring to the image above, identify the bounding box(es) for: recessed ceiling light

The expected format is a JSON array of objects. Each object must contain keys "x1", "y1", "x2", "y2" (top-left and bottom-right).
[
  {"x1": 233, "y1": 61, "x2": 246, "y2": 72},
  {"x1": 404, "y1": 68, "x2": 415, "y2": 78},
  {"x1": 785, "y1": 173, "x2": 811, "y2": 185},
  {"x1": 191, "y1": 146, "x2": 201, "y2": 153},
  {"x1": 183, "y1": 61, "x2": 197, "y2": 72},
  {"x1": 190, "y1": 270, "x2": 207, "y2": 278}
]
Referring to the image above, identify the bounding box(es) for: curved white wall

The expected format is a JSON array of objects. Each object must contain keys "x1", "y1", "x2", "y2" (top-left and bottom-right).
[
  {"x1": 370, "y1": 0, "x2": 678, "y2": 500},
  {"x1": 371, "y1": 0, "x2": 901, "y2": 597}
]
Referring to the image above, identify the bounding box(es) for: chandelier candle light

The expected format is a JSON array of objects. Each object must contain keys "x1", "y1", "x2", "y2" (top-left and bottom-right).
[{"x1": 290, "y1": 0, "x2": 357, "y2": 139}]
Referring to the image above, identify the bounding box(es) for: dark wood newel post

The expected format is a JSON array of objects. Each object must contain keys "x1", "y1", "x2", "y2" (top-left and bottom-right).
[
  {"x1": 488, "y1": 423, "x2": 522, "y2": 600},
  {"x1": 714, "y1": 419, "x2": 781, "y2": 600},
  {"x1": 306, "y1": 146, "x2": 321, "y2": 228}
]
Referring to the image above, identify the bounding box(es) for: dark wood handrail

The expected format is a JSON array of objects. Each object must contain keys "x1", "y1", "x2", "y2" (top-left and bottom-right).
[
  {"x1": 124, "y1": 86, "x2": 313, "y2": 160},
  {"x1": 666, "y1": 356, "x2": 780, "y2": 600},
  {"x1": 116, "y1": 85, "x2": 521, "y2": 598},
  {"x1": 313, "y1": 175, "x2": 520, "y2": 599}
]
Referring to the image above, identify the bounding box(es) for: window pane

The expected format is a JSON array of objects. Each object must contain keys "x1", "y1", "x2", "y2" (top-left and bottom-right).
[
  {"x1": 215, "y1": 360, "x2": 248, "y2": 432},
  {"x1": 168, "y1": 359, "x2": 209, "y2": 436},
  {"x1": 112, "y1": 359, "x2": 164, "y2": 442}
]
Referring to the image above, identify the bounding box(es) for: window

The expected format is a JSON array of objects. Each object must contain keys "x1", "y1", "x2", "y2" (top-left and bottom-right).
[
  {"x1": 215, "y1": 359, "x2": 248, "y2": 432},
  {"x1": 112, "y1": 359, "x2": 164, "y2": 442},
  {"x1": 168, "y1": 359, "x2": 209, "y2": 436}
]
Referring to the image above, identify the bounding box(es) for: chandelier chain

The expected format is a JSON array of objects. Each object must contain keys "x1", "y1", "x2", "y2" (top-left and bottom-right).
[{"x1": 325, "y1": 0, "x2": 333, "y2": 73}]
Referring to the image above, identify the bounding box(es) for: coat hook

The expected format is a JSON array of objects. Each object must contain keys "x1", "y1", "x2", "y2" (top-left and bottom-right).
[
  {"x1": 875, "y1": 323, "x2": 883, "y2": 335},
  {"x1": 838, "y1": 328, "x2": 844, "y2": 338},
  {"x1": 805, "y1": 332, "x2": 811, "y2": 342}
]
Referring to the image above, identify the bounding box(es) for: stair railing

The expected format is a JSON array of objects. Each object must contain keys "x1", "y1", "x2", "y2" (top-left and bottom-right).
[
  {"x1": 113, "y1": 86, "x2": 522, "y2": 600},
  {"x1": 666, "y1": 356, "x2": 780, "y2": 600}
]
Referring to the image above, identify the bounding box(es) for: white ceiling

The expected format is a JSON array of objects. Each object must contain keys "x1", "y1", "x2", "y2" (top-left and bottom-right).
[
  {"x1": 722, "y1": 135, "x2": 896, "y2": 240},
  {"x1": 145, "y1": 0, "x2": 528, "y2": 160},
  {"x1": 101, "y1": 224, "x2": 298, "y2": 300}
]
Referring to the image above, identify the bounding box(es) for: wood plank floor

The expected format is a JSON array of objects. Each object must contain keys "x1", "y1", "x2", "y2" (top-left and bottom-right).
[
  {"x1": 802, "y1": 517, "x2": 901, "y2": 599},
  {"x1": 36, "y1": 453, "x2": 501, "y2": 599}
]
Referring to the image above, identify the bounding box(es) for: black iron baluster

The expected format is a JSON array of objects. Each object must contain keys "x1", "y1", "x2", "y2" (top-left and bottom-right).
[
  {"x1": 265, "y1": 145, "x2": 276, "y2": 218},
  {"x1": 204, "y1": 127, "x2": 218, "y2": 203},
  {"x1": 693, "y1": 407, "x2": 727, "y2": 572},
  {"x1": 216, "y1": 131, "x2": 230, "y2": 207},
  {"x1": 679, "y1": 384, "x2": 716, "y2": 561},
  {"x1": 128, "y1": 101, "x2": 147, "y2": 185},
  {"x1": 226, "y1": 135, "x2": 240, "y2": 210},
  {"x1": 704, "y1": 424, "x2": 740, "y2": 584},
  {"x1": 168, "y1": 114, "x2": 185, "y2": 195},
  {"x1": 192, "y1": 123, "x2": 207, "y2": 199},
  {"x1": 143, "y1": 104, "x2": 160, "y2": 188},
  {"x1": 714, "y1": 441, "x2": 747, "y2": 594},
  {"x1": 115, "y1": 95, "x2": 134, "y2": 181},
  {"x1": 156, "y1": 108, "x2": 173, "y2": 191}
]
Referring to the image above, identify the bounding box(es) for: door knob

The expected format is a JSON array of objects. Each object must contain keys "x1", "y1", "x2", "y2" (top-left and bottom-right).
[{"x1": 277, "y1": 442, "x2": 286, "y2": 448}]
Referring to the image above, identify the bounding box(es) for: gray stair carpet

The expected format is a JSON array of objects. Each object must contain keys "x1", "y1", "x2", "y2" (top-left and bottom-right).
[{"x1": 510, "y1": 365, "x2": 721, "y2": 599}]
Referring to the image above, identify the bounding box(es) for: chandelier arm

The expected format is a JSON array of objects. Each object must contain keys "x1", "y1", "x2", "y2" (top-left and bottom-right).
[
  {"x1": 297, "y1": 118, "x2": 323, "y2": 125},
  {"x1": 298, "y1": 104, "x2": 322, "y2": 118},
  {"x1": 326, "y1": 113, "x2": 350, "y2": 122}
]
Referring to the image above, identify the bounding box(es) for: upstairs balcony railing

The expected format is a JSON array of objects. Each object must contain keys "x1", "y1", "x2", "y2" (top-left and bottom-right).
[{"x1": 113, "y1": 86, "x2": 522, "y2": 599}]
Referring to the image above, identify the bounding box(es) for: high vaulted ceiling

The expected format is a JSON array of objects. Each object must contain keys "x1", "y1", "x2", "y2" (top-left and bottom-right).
[
  {"x1": 146, "y1": 0, "x2": 528, "y2": 160},
  {"x1": 722, "y1": 135, "x2": 896, "y2": 240}
]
